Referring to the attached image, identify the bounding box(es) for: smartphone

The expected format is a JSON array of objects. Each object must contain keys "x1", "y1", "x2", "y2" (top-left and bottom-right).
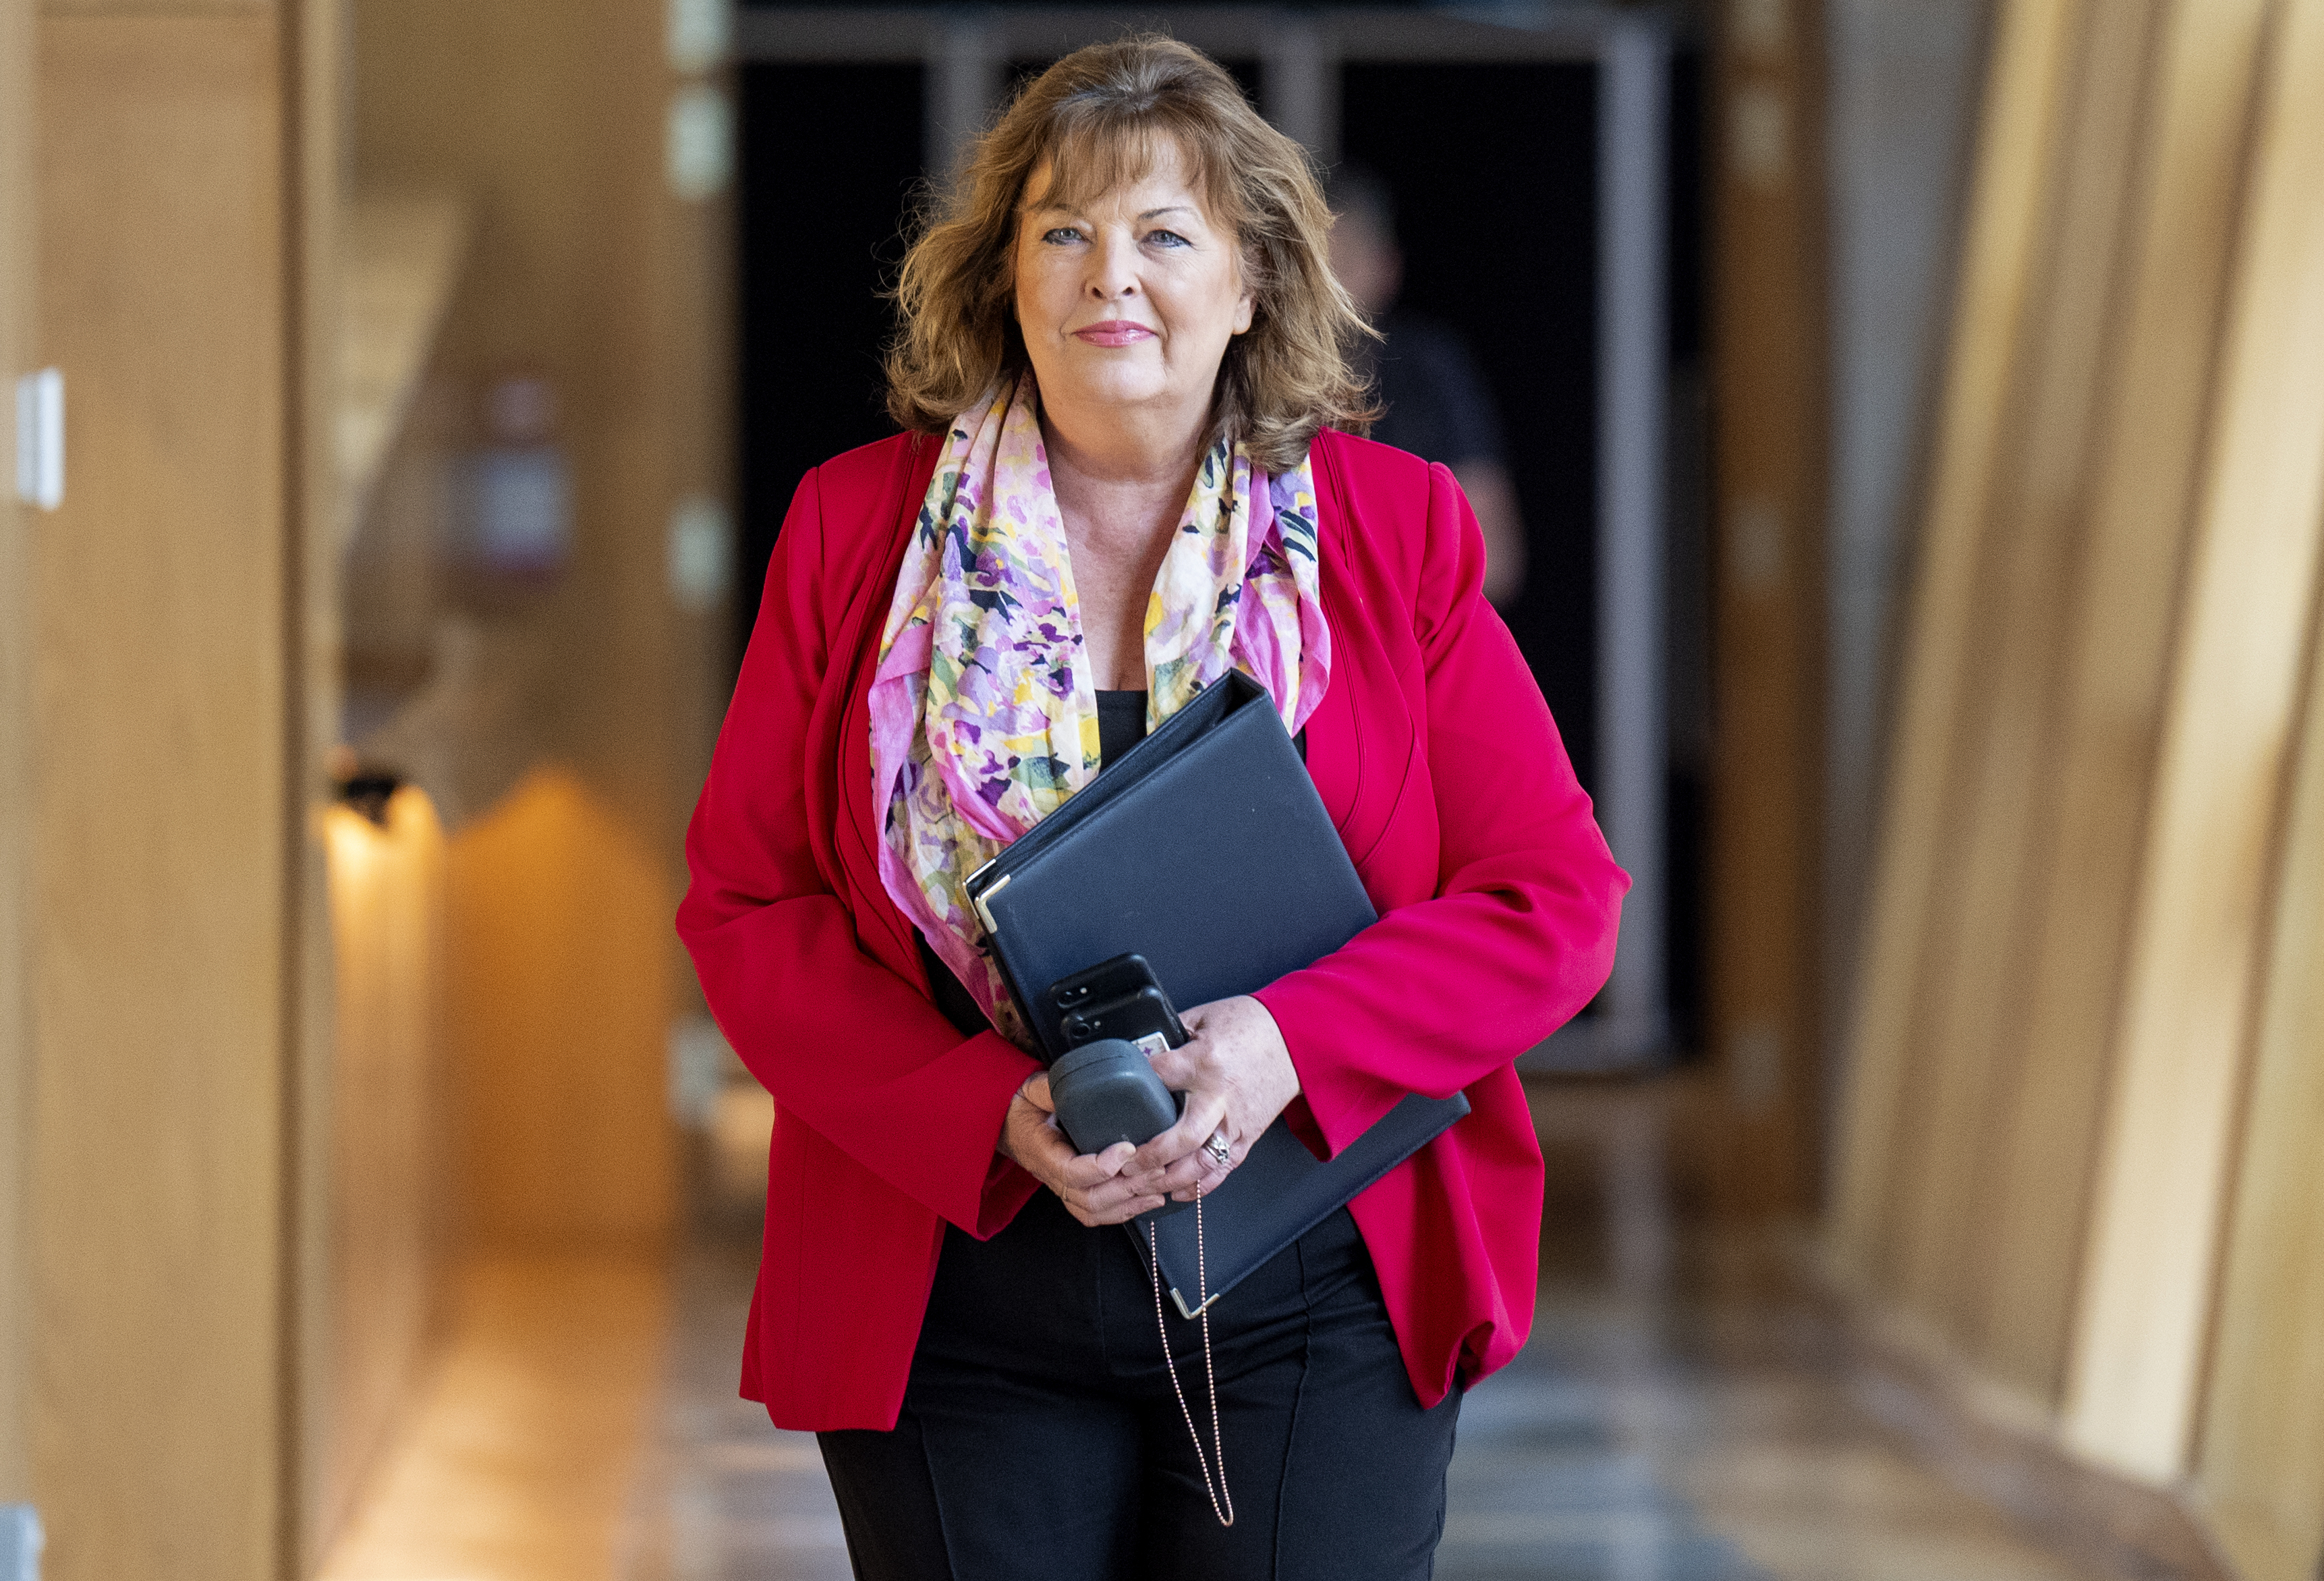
[
  {"x1": 1050, "y1": 952, "x2": 1160, "y2": 1012},
  {"x1": 1062, "y1": 985, "x2": 1187, "y2": 1057},
  {"x1": 1049, "y1": 954, "x2": 1188, "y2": 1055}
]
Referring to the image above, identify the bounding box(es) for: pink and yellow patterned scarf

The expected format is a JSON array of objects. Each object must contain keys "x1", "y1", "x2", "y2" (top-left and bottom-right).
[{"x1": 868, "y1": 372, "x2": 1329, "y2": 1044}]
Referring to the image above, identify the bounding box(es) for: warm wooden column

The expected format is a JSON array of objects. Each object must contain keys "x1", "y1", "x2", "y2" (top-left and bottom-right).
[
  {"x1": 1827, "y1": 0, "x2": 2286, "y2": 1423},
  {"x1": 2064, "y1": 0, "x2": 2324, "y2": 1480},
  {"x1": 1971, "y1": 0, "x2": 2269, "y2": 1399},
  {"x1": 285, "y1": 0, "x2": 341, "y2": 1572},
  {"x1": 2195, "y1": 579, "x2": 2324, "y2": 1581},
  {"x1": 1881, "y1": 0, "x2": 2159, "y2": 1327},
  {"x1": 0, "y1": 0, "x2": 34, "y2": 1516},
  {"x1": 319, "y1": 790, "x2": 444, "y2": 1553},
  {"x1": 1706, "y1": 0, "x2": 1829, "y2": 1215},
  {"x1": 26, "y1": 1, "x2": 334, "y2": 1574},
  {"x1": 1828, "y1": 0, "x2": 2082, "y2": 1278},
  {"x1": 1818, "y1": 0, "x2": 2324, "y2": 1555}
]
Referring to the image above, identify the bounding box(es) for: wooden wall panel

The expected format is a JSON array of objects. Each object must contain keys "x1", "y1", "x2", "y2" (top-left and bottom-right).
[
  {"x1": 1828, "y1": 0, "x2": 2082, "y2": 1279},
  {"x1": 1705, "y1": 0, "x2": 1828, "y2": 1219},
  {"x1": 0, "y1": 0, "x2": 33, "y2": 1513},
  {"x1": 45, "y1": 0, "x2": 269, "y2": 12},
  {"x1": 1877, "y1": 0, "x2": 2157, "y2": 1339},
  {"x1": 321, "y1": 791, "x2": 445, "y2": 1561},
  {"x1": 2193, "y1": 583, "x2": 2324, "y2": 1581},
  {"x1": 287, "y1": 0, "x2": 341, "y2": 1570},
  {"x1": 2063, "y1": 0, "x2": 2324, "y2": 1482},
  {"x1": 1971, "y1": 0, "x2": 2270, "y2": 1401},
  {"x1": 445, "y1": 768, "x2": 674, "y2": 1248},
  {"x1": 31, "y1": 13, "x2": 288, "y2": 1578}
]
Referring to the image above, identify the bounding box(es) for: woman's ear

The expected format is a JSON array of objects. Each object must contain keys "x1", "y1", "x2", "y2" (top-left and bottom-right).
[{"x1": 1230, "y1": 244, "x2": 1259, "y2": 335}]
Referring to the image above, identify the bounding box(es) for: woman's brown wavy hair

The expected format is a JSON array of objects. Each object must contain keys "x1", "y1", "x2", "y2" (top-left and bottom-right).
[{"x1": 885, "y1": 35, "x2": 1375, "y2": 470}]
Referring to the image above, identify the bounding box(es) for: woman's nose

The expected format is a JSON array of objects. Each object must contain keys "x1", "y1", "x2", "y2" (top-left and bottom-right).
[{"x1": 1086, "y1": 236, "x2": 1139, "y2": 299}]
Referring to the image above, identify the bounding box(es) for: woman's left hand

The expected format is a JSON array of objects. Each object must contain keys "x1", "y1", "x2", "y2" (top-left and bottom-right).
[{"x1": 1131, "y1": 996, "x2": 1300, "y2": 1202}]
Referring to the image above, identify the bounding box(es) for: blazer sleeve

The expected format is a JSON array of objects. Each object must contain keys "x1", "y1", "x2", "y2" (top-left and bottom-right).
[
  {"x1": 1254, "y1": 462, "x2": 1628, "y2": 1154},
  {"x1": 677, "y1": 466, "x2": 1042, "y2": 1236}
]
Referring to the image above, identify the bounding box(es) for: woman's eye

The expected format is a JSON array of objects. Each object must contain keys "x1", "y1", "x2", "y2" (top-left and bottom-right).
[
  {"x1": 1145, "y1": 229, "x2": 1190, "y2": 247},
  {"x1": 1043, "y1": 227, "x2": 1085, "y2": 245}
]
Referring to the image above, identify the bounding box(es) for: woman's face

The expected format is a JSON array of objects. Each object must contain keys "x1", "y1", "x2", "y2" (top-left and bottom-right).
[{"x1": 1012, "y1": 142, "x2": 1255, "y2": 434}]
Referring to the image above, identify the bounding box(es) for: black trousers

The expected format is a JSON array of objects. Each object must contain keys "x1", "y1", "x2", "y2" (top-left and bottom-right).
[{"x1": 818, "y1": 1192, "x2": 1461, "y2": 1581}]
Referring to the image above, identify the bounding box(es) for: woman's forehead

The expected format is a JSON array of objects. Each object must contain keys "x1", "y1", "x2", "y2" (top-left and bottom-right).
[{"x1": 1021, "y1": 126, "x2": 1225, "y2": 219}]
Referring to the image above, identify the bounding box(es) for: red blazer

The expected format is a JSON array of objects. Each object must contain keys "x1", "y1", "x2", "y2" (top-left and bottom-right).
[{"x1": 679, "y1": 426, "x2": 1626, "y2": 1431}]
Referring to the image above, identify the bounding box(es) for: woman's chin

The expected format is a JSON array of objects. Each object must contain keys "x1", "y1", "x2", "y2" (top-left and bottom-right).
[{"x1": 1037, "y1": 369, "x2": 1190, "y2": 424}]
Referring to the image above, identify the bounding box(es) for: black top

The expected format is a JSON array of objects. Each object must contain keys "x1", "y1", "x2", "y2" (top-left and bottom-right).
[
  {"x1": 916, "y1": 691, "x2": 1150, "y2": 1037},
  {"x1": 1093, "y1": 688, "x2": 1150, "y2": 769}
]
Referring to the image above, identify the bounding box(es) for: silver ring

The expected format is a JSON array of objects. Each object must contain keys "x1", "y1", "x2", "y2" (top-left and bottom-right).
[{"x1": 1203, "y1": 1132, "x2": 1232, "y2": 1167}]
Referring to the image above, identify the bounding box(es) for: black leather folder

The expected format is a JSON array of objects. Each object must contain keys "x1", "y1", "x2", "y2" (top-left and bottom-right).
[{"x1": 966, "y1": 671, "x2": 1471, "y2": 1316}]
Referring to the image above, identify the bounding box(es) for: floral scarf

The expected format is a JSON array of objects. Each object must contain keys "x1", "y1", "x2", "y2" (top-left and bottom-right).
[{"x1": 868, "y1": 372, "x2": 1330, "y2": 1044}]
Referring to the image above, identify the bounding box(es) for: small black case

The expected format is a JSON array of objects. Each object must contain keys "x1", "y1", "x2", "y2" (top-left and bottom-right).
[
  {"x1": 1048, "y1": 1037, "x2": 1179, "y2": 1152},
  {"x1": 1046, "y1": 1038, "x2": 1191, "y2": 1223}
]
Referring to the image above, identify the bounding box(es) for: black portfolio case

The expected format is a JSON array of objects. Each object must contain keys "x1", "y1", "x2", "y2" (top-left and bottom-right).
[{"x1": 966, "y1": 671, "x2": 1471, "y2": 1316}]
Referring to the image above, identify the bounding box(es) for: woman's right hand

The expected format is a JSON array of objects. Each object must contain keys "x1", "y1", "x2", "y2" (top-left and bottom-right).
[{"x1": 998, "y1": 1072, "x2": 1170, "y2": 1226}]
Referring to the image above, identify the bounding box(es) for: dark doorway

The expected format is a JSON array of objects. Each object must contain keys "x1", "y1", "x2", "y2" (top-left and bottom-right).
[
  {"x1": 1339, "y1": 60, "x2": 1602, "y2": 798},
  {"x1": 1006, "y1": 54, "x2": 1262, "y2": 104},
  {"x1": 735, "y1": 61, "x2": 926, "y2": 655}
]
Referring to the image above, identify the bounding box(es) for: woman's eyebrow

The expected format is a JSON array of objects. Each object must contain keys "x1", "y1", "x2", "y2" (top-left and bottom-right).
[{"x1": 1139, "y1": 205, "x2": 1198, "y2": 221}]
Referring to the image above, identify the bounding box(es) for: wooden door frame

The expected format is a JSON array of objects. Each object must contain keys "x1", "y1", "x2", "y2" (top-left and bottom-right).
[{"x1": 1705, "y1": 0, "x2": 1830, "y2": 1217}]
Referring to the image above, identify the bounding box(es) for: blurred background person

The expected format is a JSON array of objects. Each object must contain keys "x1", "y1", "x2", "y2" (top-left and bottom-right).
[{"x1": 1326, "y1": 163, "x2": 1528, "y2": 607}]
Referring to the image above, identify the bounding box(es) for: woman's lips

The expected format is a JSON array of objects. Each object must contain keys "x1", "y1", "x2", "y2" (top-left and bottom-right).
[{"x1": 1072, "y1": 321, "x2": 1158, "y2": 348}]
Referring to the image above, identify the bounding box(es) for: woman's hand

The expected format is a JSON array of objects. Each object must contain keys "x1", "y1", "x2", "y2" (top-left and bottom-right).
[
  {"x1": 996, "y1": 1071, "x2": 1170, "y2": 1227},
  {"x1": 996, "y1": 996, "x2": 1299, "y2": 1221},
  {"x1": 1135, "y1": 996, "x2": 1300, "y2": 1201}
]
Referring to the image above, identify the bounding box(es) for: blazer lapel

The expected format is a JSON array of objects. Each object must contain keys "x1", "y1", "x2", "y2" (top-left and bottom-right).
[
  {"x1": 833, "y1": 435, "x2": 941, "y2": 975},
  {"x1": 1305, "y1": 431, "x2": 1369, "y2": 841},
  {"x1": 1307, "y1": 432, "x2": 1423, "y2": 879}
]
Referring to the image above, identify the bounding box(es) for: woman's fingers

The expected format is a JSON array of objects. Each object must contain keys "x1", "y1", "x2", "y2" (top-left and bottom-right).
[
  {"x1": 1013, "y1": 1132, "x2": 1080, "y2": 1193},
  {"x1": 1143, "y1": 1043, "x2": 1201, "y2": 1092},
  {"x1": 1002, "y1": 1082, "x2": 1176, "y2": 1224},
  {"x1": 1133, "y1": 1089, "x2": 1230, "y2": 1176},
  {"x1": 1054, "y1": 1140, "x2": 1136, "y2": 1188},
  {"x1": 1054, "y1": 1175, "x2": 1163, "y2": 1225},
  {"x1": 1065, "y1": 1202, "x2": 1163, "y2": 1227},
  {"x1": 1016, "y1": 1113, "x2": 1168, "y2": 1223},
  {"x1": 1168, "y1": 1151, "x2": 1235, "y2": 1202},
  {"x1": 1133, "y1": 995, "x2": 1301, "y2": 1178},
  {"x1": 1005, "y1": 1096, "x2": 1106, "y2": 1188},
  {"x1": 1159, "y1": 1142, "x2": 1235, "y2": 1199},
  {"x1": 1058, "y1": 1147, "x2": 1166, "y2": 1225}
]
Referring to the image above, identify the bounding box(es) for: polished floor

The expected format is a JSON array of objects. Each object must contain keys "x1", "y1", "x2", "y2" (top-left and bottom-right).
[
  {"x1": 326, "y1": 1080, "x2": 2110, "y2": 1581},
  {"x1": 619, "y1": 1250, "x2": 2101, "y2": 1581}
]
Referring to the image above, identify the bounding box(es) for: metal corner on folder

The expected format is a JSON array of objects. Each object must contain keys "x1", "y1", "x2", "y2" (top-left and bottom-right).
[
  {"x1": 970, "y1": 871, "x2": 1009, "y2": 937},
  {"x1": 1170, "y1": 1285, "x2": 1220, "y2": 1321}
]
